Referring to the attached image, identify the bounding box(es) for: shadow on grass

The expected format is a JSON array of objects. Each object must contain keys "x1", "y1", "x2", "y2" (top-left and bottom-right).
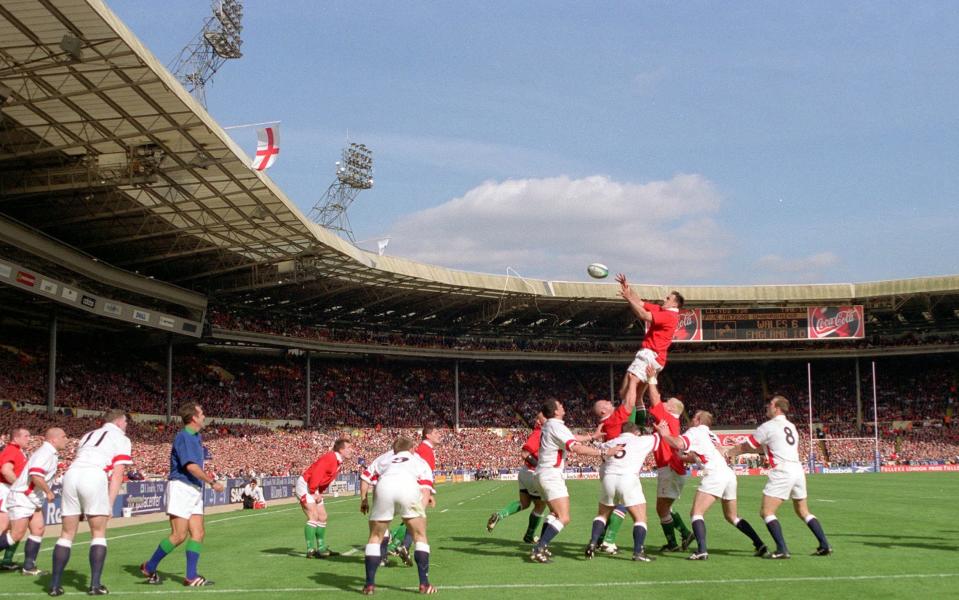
[
  {"x1": 445, "y1": 535, "x2": 750, "y2": 561},
  {"x1": 29, "y1": 569, "x2": 88, "y2": 592}
]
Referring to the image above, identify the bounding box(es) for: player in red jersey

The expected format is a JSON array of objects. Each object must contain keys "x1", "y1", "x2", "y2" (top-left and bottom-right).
[
  {"x1": 487, "y1": 413, "x2": 548, "y2": 543},
  {"x1": 0, "y1": 427, "x2": 30, "y2": 570},
  {"x1": 615, "y1": 273, "x2": 684, "y2": 424},
  {"x1": 589, "y1": 395, "x2": 638, "y2": 554},
  {"x1": 645, "y1": 383, "x2": 694, "y2": 552},
  {"x1": 295, "y1": 439, "x2": 354, "y2": 558},
  {"x1": 389, "y1": 426, "x2": 442, "y2": 565}
]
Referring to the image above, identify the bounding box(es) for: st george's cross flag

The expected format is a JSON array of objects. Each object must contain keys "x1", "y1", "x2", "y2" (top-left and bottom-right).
[{"x1": 252, "y1": 124, "x2": 280, "y2": 171}]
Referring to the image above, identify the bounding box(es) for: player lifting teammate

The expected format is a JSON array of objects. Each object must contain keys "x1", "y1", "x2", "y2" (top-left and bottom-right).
[
  {"x1": 487, "y1": 412, "x2": 547, "y2": 543},
  {"x1": 588, "y1": 390, "x2": 638, "y2": 554},
  {"x1": 724, "y1": 396, "x2": 833, "y2": 558}
]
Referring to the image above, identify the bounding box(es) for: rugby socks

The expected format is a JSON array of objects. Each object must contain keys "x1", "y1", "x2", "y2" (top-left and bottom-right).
[
  {"x1": 733, "y1": 517, "x2": 765, "y2": 550},
  {"x1": 145, "y1": 538, "x2": 176, "y2": 573},
  {"x1": 185, "y1": 540, "x2": 202, "y2": 580},
  {"x1": 379, "y1": 532, "x2": 390, "y2": 559},
  {"x1": 0, "y1": 541, "x2": 18, "y2": 565},
  {"x1": 402, "y1": 531, "x2": 414, "y2": 551},
  {"x1": 49, "y1": 539, "x2": 72, "y2": 589},
  {"x1": 764, "y1": 516, "x2": 789, "y2": 554},
  {"x1": 364, "y1": 544, "x2": 381, "y2": 585},
  {"x1": 496, "y1": 501, "x2": 523, "y2": 519},
  {"x1": 315, "y1": 522, "x2": 328, "y2": 550},
  {"x1": 413, "y1": 542, "x2": 431, "y2": 586},
  {"x1": 633, "y1": 407, "x2": 648, "y2": 428},
  {"x1": 589, "y1": 517, "x2": 607, "y2": 545},
  {"x1": 671, "y1": 511, "x2": 692, "y2": 537},
  {"x1": 602, "y1": 506, "x2": 626, "y2": 544},
  {"x1": 388, "y1": 525, "x2": 407, "y2": 551},
  {"x1": 632, "y1": 522, "x2": 648, "y2": 551},
  {"x1": 22, "y1": 535, "x2": 42, "y2": 571},
  {"x1": 89, "y1": 538, "x2": 107, "y2": 589},
  {"x1": 691, "y1": 515, "x2": 707, "y2": 553},
  {"x1": 536, "y1": 515, "x2": 564, "y2": 550},
  {"x1": 0, "y1": 532, "x2": 12, "y2": 551},
  {"x1": 305, "y1": 521, "x2": 318, "y2": 551},
  {"x1": 804, "y1": 514, "x2": 830, "y2": 550},
  {"x1": 660, "y1": 514, "x2": 678, "y2": 547},
  {"x1": 524, "y1": 511, "x2": 544, "y2": 541}
]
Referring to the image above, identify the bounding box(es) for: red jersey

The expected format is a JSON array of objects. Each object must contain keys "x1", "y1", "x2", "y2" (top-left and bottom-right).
[
  {"x1": 641, "y1": 303, "x2": 680, "y2": 367},
  {"x1": 302, "y1": 451, "x2": 343, "y2": 494},
  {"x1": 599, "y1": 404, "x2": 631, "y2": 441},
  {"x1": 416, "y1": 440, "x2": 436, "y2": 471},
  {"x1": 521, "y1": 425, "x2": 542, "y2": 469},
  {"x1": 650, "y1": 402, "x2": 686, "y2": 474},
  {"x1": 0, "y1": 443, "x2": 27, "y2": 483}
]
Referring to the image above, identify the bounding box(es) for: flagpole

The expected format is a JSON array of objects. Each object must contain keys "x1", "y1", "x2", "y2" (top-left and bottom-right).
[{"x1": 223, "y1": 121, "x2": 281, "y2": 130}]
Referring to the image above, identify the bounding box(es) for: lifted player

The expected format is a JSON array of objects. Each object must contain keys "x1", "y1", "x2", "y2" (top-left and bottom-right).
[
  {"x1": 487, "y1": 413, "x2": 547, "y2": 543},
  {"x1": 724, "y1": 396, "x2": 832, "y2": 558}
]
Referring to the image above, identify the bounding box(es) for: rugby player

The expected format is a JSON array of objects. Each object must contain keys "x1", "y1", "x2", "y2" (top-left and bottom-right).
[
  {"x1": 646, "y1": 382, "x2": 694, "y2": 552},
  {"x1": 487, "y1": 412, "x2": 547, "y2": 543},
  {"x1": 589, "y1": 384, "x2": 639, "y2": 553},
  {"x1": 296, "y1": 438, "x2": 354, "y2": 558},
  {"x1": 0, "y1": 426, "x2": 29, "y2": 570},
  {"x1": 389, "y1": 425, "x2": 441, "y2": 565}
]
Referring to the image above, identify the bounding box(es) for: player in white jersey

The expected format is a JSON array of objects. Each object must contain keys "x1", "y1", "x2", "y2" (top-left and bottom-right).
[
  {"x1": 584, "y1": 422, "x2": 659, "y2": 562},
  {"x1": 359, "y1": 448, "x2": 396, "y2": 566},
  {"x1": 359, "y1": 437, "x2": 436, "y2": 595},
  {"x1": 655, "y1": 411, "x2": 768, "y2": 560},
  {"x1": 530, "y1": 399, "x2": 622, "y2": 564},
  {"x1": 0, "y1": 428, "x2": 68, "y2": 575},
  {"x1": 48, "y1": 410, "x2": 133, "y2": 596},
  {"x1": 725, "y1": 396, "x2": 832, "y2": 558}
]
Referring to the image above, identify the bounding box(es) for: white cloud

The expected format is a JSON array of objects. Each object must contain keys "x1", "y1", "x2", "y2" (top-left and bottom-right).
[
  {"x1": 387, "y1": 174, "x2": 732, "y2": 282},
  {"x1": 754, "y1": 252, "x2": 840, "y2": 282}
]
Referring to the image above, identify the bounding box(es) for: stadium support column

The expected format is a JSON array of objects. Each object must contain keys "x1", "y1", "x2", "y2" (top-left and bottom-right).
[
  {"x1": 166, "y1": 336, "x2": 173, "y2": 424},
  {"x1": 46, "y1": 313, "x2": 57, "y2": 414},
  {"x1": 855, "y1": 359, "x2": 863, "y2": 429},
  {"x1": 454, "y1": 360, "x2": 460, "y2": 431},
  {"x1": 306, "y1": 352, "x2": 312, "y2": 427},
  {"x1": 609, "y1": 364, "x2": 614, "y2": 400}
]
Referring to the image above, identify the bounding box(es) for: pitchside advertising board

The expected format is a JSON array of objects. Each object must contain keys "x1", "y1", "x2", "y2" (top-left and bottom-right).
[{"x1": 672, "y1": 306, "x2": 865, "y2": 342}]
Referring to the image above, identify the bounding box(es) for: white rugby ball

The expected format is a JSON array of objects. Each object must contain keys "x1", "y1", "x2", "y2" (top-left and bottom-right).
[{"x1": 587, "y1": 263, "x2": 609, "y2": 279}]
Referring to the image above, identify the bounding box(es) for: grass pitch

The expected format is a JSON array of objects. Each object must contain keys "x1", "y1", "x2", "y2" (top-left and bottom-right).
[{"x1": 0, "y1": 473, "x2": 956, "y2": 599}]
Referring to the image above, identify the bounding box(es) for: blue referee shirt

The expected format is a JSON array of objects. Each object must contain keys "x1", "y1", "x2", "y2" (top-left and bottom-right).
[{"x1": 169, "y1": 426, "x2": 205, "y2": 487}]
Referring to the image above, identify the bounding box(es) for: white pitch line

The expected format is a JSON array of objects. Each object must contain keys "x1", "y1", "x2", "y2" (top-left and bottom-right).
[
  {"x1": 0, "y1": 573, "x2": 955, "y2": 596},
  {"x1": 39, "y1": 498, "x2": 356, "y2": 553},
  {"x1": 440, "y1": 508, "x2": 449, "y2": 513}
]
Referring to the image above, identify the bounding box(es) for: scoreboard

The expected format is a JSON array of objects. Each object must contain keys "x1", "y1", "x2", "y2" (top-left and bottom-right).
[{"x1": 672, "y1": 306, "x2": 864, "y2": 342}]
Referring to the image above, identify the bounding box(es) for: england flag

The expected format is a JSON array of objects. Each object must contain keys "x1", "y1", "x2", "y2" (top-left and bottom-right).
[{"x1": 252, "y1": 124, "x2": 280, "y2": 171}]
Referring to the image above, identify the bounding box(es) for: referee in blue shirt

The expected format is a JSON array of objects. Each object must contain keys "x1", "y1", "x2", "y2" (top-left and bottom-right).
[{"x1": 140, "y1": 403, "x2": 224, "y2": 586}]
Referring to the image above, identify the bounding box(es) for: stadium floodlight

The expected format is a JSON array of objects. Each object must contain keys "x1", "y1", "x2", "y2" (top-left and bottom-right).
[
  {"x1": 310, "y1": 142, "x2": 375, "y2": 241},
  {"x1": 169, "y1": 0, "x2": 244, "y2": 106}
]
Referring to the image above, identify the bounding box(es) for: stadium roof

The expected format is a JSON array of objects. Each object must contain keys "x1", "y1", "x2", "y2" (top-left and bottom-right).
[{"x1": 2, "y1": 0, "x2": 959, "y2": 338}]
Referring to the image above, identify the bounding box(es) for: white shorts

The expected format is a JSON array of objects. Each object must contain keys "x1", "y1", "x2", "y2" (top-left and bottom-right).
[
  {"x1": 763, "y1": 466, "x2": 807, "y2": 500},
  {"x1": 295, "y1": 476, "x2": 322, "y2": 506},
  {"x1": 627, "y1": 349, "x2": 663, "y2": 382},
  {"x1": 656, "y1": 466, "x2": 689, "y2": 500},
  {"x1": 370, "y1": 477, "x2": 425, "y2": 522},
  {"x1": 536, "y1": 468, "x2": 569, "y2": 502},
  {"x1": 518, "y1": 467, "x2": 541, "y2": 499},
  {"x1": 165, "y1": 480, "x2": 204, "y2": 519},
  {"x1": 698, "y1": 468, "x2": 737, "y2": 500},
  {"x1": 0, "y1": 484, "x2": 9, "y2": 513},
  {"x1": 4, "y1": 491, "x2": 42, "y2": 521},
  {"x1": 599, "y1": 473, "x2": 646, "y2": 507},
  {"x1": 61, "y1": 469, "x2": 111, "y2": 517}
]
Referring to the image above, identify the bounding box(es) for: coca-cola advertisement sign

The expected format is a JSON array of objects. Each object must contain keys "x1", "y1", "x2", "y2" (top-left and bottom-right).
[
  {"x1": 808, "y1": 306, "x2": 864, "y2": 339},
  {"x1": 672, "y1": 308, "x2": 702, "y2": 342}
]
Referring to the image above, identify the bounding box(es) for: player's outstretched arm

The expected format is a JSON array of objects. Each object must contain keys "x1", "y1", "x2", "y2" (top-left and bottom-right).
[
  {"x1": 644, "y1": 365, "x2": 661, "y2": 408},
  {"x1": 571, "y1": 442, "x2": 624, "y2": 458},
  {"x1": 617, "y1": 275, "x2": 653, "y2": 323},
  {"x1": 724, "y1": 442, "x2": 752, "y2": 458},
  {"x1": 654, "y1": 421, "x2": 684, "y2": 450}
]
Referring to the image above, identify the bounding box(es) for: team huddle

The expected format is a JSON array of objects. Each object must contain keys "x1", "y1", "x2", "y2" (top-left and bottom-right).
[{"x1": 0, "y1": 274, "x2": 832, "y2": 596}]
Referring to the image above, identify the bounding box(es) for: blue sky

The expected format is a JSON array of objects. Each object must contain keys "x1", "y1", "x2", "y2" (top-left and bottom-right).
[{"x1": 107, "y1": 1, "x2": 959, "y2": 285}]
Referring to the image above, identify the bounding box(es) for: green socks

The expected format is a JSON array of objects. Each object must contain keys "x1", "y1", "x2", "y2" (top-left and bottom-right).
[
  {"x1": 602, "y1": 508, "x2": 626, "y2": 544},
  {"x1": 661, "y1": 518, "x2": 678, "y2": 546},
  {"x1": 497, "y1": 501, "x2": 523, "y2": 519},
  {"x1": 315, "y1": 522, "x2": 327, "y2": 550},
  {"x1": 1, "y1": 542, "x2": 19, "y2": 565},
  {"x1": 671, "y1": 511, "x2": 691, "y2": 537},
  {"x1": 305, "y1": 522, "x2": 317, "y2": 551}
]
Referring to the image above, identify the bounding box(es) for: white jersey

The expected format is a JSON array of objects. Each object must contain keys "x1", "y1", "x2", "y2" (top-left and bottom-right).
[
  {"x1": 10, "y1": 441, "x2": 59, "y2": 503},
  {"x1": 536, "y1": 418, "x2": 577, "y2": 473},
  {"x1": 377, "y1": 451, "x2": 435, "y2": 493},
  {"x1": 361, "y1": 450, "x2": 395, "y2": 485},
  {"x1": 680, "y1": 425, "x2": 732, "y2": 475},
  {"x1": 600, "y1": 432, "x2": 660, "y2": 476},
  {"x1": 68, "y1": 422, "x2": 133, "y2": 474},
  {"x1": 746, "y1": 415, "x2": 802, "y2": 468}
]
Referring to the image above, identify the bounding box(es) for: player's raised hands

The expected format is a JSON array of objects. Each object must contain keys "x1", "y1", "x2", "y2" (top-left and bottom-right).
[{"x1": 654, "y1": 420, "x2": 669, "y2": 436}]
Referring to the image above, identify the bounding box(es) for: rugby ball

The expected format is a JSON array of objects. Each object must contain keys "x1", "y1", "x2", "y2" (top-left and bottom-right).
[{"x1": 587, "y1": 263, "x2": 609, "y2": 279}]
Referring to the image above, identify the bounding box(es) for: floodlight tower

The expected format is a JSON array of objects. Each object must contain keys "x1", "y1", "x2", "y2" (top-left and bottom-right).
[
  {"x1": 310, "y1": 143, "x2": 374, "y2": 242},
  {"x1": 169, "y1": 0, "x2": 244, "y2": 107}
]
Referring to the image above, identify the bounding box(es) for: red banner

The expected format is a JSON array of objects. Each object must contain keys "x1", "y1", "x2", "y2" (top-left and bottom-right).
[
  {"x1": 808, "y1": 306, "x2": 865, "y2": 339},
  {"x1": 672, "y1": 309, "x2": 702, "y2": 341}
]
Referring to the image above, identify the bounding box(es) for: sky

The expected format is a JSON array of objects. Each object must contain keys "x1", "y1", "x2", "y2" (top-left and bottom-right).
[{"x1": 106, "y1": 1, "x2": 959, "y2": 285}]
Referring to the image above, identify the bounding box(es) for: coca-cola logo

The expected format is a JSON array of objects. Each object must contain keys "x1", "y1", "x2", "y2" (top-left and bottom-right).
[
  {"x1": 808, "y1": 306, "x2": 863, "y2": 339},
  {"x1": 673, "y1": 309, "x2": 701, "y2": 341}
]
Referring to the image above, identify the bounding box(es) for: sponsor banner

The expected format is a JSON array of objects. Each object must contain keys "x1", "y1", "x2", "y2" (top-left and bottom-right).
[
  {"x1": 672, "y1": 308, "x2": 702, "y2": 341},
  {"x1": 159, "y1": 316, "x2": 176, "y2": 328},
  {"x1": 499, "y1": 473, "x2": 519, "y2": 481},
  {"x1": 103, "y1": 302, "x2": 122, "y2": 316},
  {"x1": 39, "y1": 279, "x2": 58, "y2": 294},
  {"x1": 808, "y1": 306, "x2": 865, "y2": 339},
  {"x1": 133, "y1": 309, "x2": 150, "y2": 322},
  {"x1": 0, "y1": 263, "x2": 10, "y2": 278},
  {"x1": 16, "y1": 270, "x2": 35, "y2": 287},
  {"x1": 715, "y1": 432, "x2": 755, "y2": 447},
  {"x1": 61, "y1": 287, "x2": 78, "y2": 302},
  {"x1": 81, "y1": 294, "x2": 96, "y2": 308},
  {"x1": 880, "y1": 464, "x2": 959, "y2": 473}
]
